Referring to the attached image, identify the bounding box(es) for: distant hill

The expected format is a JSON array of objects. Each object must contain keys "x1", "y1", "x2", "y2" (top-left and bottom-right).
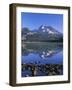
[{"x1": 22, "y1": 25, "x2": 63, "y2": 42}]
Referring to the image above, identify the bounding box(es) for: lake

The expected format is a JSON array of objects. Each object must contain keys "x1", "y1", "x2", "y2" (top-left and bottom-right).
[{"x1": 21, "y1": 42, "x2": 63, "y2": 77}]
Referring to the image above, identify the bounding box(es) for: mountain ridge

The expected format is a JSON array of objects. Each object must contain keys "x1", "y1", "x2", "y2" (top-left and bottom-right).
[{"x1": 22, "y1": 25, "x2": 63, "y2": 42}]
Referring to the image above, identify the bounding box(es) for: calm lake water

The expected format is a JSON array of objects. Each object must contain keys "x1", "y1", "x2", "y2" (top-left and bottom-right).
[{"x1": 21, "y1": 42, "x2": 63, "y2": 77}]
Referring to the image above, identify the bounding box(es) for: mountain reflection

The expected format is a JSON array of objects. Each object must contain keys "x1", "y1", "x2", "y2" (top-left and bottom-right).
[
  {"x1": 21, "y1": 42, "x2": 63, "y2": 77},
  {"x1": 22, "y1": 42, "x2": 63, "y2": 59}
]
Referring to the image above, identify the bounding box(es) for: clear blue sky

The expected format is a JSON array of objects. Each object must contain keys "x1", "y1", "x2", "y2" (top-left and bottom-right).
[{"x1": 21, "y1": 12, "x2": 63, "y2": 33}]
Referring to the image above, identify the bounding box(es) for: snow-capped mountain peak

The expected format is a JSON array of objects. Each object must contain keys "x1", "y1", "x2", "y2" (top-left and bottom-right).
[
  {"x1": 22, "y1": 25, "x2": 63, "y2": 42},
  {"x1": 39, "y1": 25, "x2": 60, "y2": 35}
]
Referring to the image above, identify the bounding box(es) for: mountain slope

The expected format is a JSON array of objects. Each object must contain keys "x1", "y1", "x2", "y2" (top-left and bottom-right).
[{"x1": 22, "y1": 25, "x2": 63, "y2": 42}]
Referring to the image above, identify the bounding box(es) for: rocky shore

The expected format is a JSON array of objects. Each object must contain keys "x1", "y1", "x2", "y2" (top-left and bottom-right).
[{"x1": 22, "y1": 64, "x2": 63, "y2": 77}]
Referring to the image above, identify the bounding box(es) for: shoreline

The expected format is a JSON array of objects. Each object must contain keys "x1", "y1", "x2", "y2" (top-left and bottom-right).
[{"x1": 22, "y1": 41, "x2": 63, "y2": 43}]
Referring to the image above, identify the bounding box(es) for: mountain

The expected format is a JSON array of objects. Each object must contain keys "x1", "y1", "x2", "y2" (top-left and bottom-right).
[
  {"x1": 38, "y1": 25, "x2": 62, "y2": 34},
  {"x1": 22, "y1": 25, "x2": 63, "y2": 42}
]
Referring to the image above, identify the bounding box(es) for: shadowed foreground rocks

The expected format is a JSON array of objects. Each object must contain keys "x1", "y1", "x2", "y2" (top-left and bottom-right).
[{"x1": 22, "y1": 64, "x2": 63, "y2": 77}]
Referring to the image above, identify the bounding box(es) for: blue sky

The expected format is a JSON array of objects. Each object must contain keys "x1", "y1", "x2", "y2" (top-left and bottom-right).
[{"x1": 21, "y1": 12, "x2": 63, "y2": 33}]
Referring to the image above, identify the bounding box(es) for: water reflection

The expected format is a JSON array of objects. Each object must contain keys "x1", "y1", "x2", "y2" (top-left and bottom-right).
[{"x1": 21, "y1": 42, "x2": 63, "y2": 77}]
